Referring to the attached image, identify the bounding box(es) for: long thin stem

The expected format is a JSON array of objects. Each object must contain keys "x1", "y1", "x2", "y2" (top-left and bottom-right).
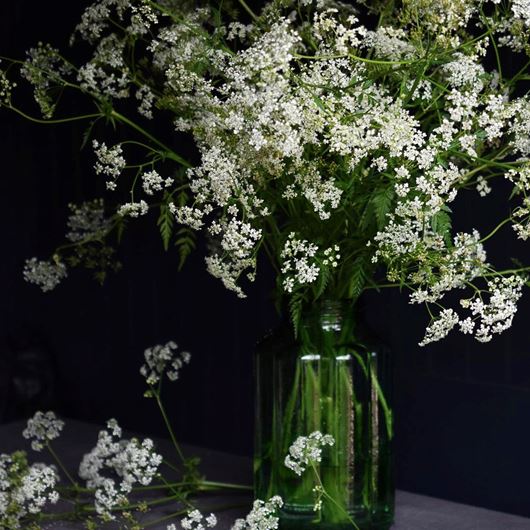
[
  {"x1": 310, "y1": 463, "x2": 359, "y2": 530},
  {"x1": 7, "y1": 105, "x2": 101, "y2": 125},
  {"x1": 479, "y1": 216, "x2": 512, "y2": 244},
  {"x1": 480, "y1": 266, "x2": 530, "y2": 278},
  {"x1": 141, "y1": 502, "x2": 248, "y2": 529},
  {"x1": 133, "y1": 479, "x2": 252, "y2": 492},
  {"x1": 110, "y1": 110, "x2": 192, "y2": 168},
  {"x1": 46, "y1": 442, "x2": 79, "y2": 489},
  {"x1": 294, "y1": 52, "x2": 418, "y2": 66},
  {"x1": 154, "y1": 390, "x2": 187, "y2": 464},
  {"x1": 238, "y1": 0, "x2": 260, "y2": 23},
  {"x1": 200, "y1": 480, "x2": 253, "y2": 491}
]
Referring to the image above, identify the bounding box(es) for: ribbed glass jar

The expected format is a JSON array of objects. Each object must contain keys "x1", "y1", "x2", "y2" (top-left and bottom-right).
[{"x1": 254, "y1": 300, "x2": 394, "y2": 530}]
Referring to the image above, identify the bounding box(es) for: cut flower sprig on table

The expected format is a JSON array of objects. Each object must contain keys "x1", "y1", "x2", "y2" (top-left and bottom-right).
[
  {"x1": 3, "y1": 0, "x2": 530, "y2": 345},
  {"x1": 0, "y1": 341, "x2": 259, "y2": 529}
]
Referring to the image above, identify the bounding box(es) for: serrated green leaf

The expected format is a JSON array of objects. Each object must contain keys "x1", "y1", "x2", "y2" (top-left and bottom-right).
[
  {"x1": 80, "y1": 120, "x2": 96, "y2": 150},
  {"x1": 312, "y1": 94, "x2": 327, "y2": 111},
  {"x1": 289, "y1": 293, "x2": 303, "y2": 338},
  {"x1": 315, "y1": 265, "x2": 331, "y2": 299},
  {"x1": 175, "y1": 227, "x2": 196, "y2": 270},
  {"x1": 372, "y1": 186, "x2": 395, "y2": 230},
  {"x1": 116, "y1": 216, "x2": 127, "y2": 244},
  {"x1": 431, "y1": 210, "x2": 452, "y2": 245},
  {"x1": 348, "y1": 256, "x2": 369, "y2": 300},
  {"x1": 157, "y1": 200, "x2": 174, "y2": 251}
]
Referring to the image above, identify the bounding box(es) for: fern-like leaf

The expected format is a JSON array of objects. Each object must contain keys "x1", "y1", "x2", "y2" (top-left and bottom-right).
[
  {"x1": 157, "y1": 199, "x2": 174, "y2": 251},
  {"x1": 80, "y1": 119, "x2": 97, "y2": 151},
  {"x1": 372, "y1": 186, "x2": 395, "y2": 230},
  {"x1": 175, "y1": 227, "x2": 196, "y2": 270},
  {"x1": 431, "y1": 208, "x2": 452, "y2": 246},
  {"x1": 315, "y1": 265, "x2": 331, "y2": 299},
  {"x1": 348, "y1": 255, "x2": 370, "y2": 300},
  {"x1": 289, "y1": 292, "x2": 304, "y2": 338}
]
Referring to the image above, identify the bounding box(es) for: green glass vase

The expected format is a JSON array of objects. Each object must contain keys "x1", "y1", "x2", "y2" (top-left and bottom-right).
[{"x1": 254, "y1": 300, "x2": 394, "y2": 530}]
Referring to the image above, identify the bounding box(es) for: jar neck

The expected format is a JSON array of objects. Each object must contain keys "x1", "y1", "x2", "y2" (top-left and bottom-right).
[{"x1": 299, "y1": 298, "x2": 358, "y2": 348}]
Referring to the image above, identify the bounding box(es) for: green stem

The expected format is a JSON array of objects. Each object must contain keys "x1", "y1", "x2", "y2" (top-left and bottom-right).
[
  {"x1": 110, "y1": 110, "x2": 191, "y2": 168},
  {"x1": 142, "y1": 502, "x2": 248, "y2": 529},
  {"x1": 238, "y1": 0, "x2": 260, "y2": 23},
  {"x1": 480, "y1": 267, "x2": 530, "y2": 278},
  {"x1": 140, "y1": 508, "x2": 189, "y2": 529},
  {"x1": 294, "y1": 52, "x2": 418, "y2": 66},
  {"x1": 46, "y1": 442, "x2": 79, "y2": 489},
  {"x1": 350, "y1": 352, "x2": 393, "y2": 439},
  {"x1": 200, "y1": 480, "x2": 253, "y2": 491},
  {"x1": 38, "y1": 511, "x2": 80, "y2": 522},
  {"x1": 7, "y1": 105, "x2": 101, "y2": 125},
  {"x1": 79, "y1": 494, "x2": 178, "y2": 515},
  {"x1": 479, "y1": 216, "x2": 512, "y2": 244},
  {"x1": 310, "y1": 463, "x2": 359, "y2": 529},
  {"x1": 154, "y1": 390, "x2": 187, "y2": 464},
  {"x1": 163, "y1": 458, "x2": 182, "y2": 473}
]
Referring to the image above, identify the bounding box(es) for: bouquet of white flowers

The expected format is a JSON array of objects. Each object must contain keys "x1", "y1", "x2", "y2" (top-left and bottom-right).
[{"x1": 3, "y1": 0, "x2": 530, "y2": 527}]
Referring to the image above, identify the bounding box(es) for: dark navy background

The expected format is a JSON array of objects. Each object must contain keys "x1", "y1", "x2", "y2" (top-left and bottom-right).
[{"x1": 1, "y1": 0, "x2": 530, "y2": 519}]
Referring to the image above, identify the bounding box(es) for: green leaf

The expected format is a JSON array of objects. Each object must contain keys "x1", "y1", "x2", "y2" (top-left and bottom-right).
[
  {"x1": 115, "y1": 216, "x2": 127, "y2": 244},
  {"x1": 372, "y1": 186, "x2": 395, "y2": 230},
  {"x1": 315, "y1": 264, "x2": 331, "y2": 299},
  {"x1": 157, "y1": 198, "x2": 174, "y2": 252},
  {"x1": 431, "y1": 209, "x2": 452, "y2": 245},
  {"x1": 289, "y1": 292, "x2": 304, "y2": 339},
  {"x1": 348, "y1": 256, "x2": 370, "y2": 300},
  {"x1": 80, "y1": 120, "x2": 96, "y2": 150},
  {"x1": 175, "y1": 227, "x2": 196, "y2": 270},
  {"x1": 312, "y1": 94, "x2": 327, "y2": 112}
]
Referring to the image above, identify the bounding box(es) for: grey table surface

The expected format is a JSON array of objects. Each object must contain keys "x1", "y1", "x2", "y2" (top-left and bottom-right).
[{"x1": 1, "y1": 419, "x2": 530, "y2": 530}]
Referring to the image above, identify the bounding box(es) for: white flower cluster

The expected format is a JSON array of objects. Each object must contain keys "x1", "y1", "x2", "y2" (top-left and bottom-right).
[
  {"x1": 118, "y1": 200, "x2": 148, "y2": 218},
  {"x1": 281, "y1": 234, "x2": 319, "y2": 293},
  {"x1": 22, "y1": 411, "x2": 64, "y2": 452},
  {"x1": 72, "y1": 0, "x2": 128, "y2": 44},
  {"x1": 140, "y1": 340, "x2": 191, "y2": 385},
  {"x1": 0, "y1": 453, "x2": 59, "y2": 529},
  {"x1": 179, "y1": 509, "x2": 217, "y2": 530},
  {"x1": 23, "y1": 257, "x2": 67, "y2": 292},
  {"x1": 78, "y1": 419, "x2": 162, "y2": 519},
  {"x1": 419, "y1": 309, "x2": 460, "y2": 346},
  {"x1": 20, "y1": 42, "x2": 73, "y2": 118},
  {"x1": 0, "y1": 62, "x2": 15, "y2": 105},
  {"x1": 507, "y1": 166, "x2": 530, "y2": 240},
  {"x1": 420, "y1": 275, "x2": 526, "y2": 345},
  {"x1": 405, "y1": 0, "x2": 477, "y2": 46},
  {"x1": 128, "y1": 3, "x2": 158, "y2": 36},
  {"x1": 462, "y1": 275, "x2": 526, "y2": 343},
  {"x1": 14, "y1": 463, "x2": 59, "y2": 514},
  {"x1": 231, "y1": 496, "x2": 283, "y2": 530},
  {"x1": 170, "y1": 204, "x2": 209, "y2": 230},
  {"x1": 73, "y1": 0, "x2": 158, "y2": 45},
  {"x1": 142, "y1": 169, "x2": 173, "y2": 195},
  {"x1": 408, "y1": 230, "x2": 487, "y2": 305},
  {"x1": 281, "y1": 234, "x2": 339, "y2": 293},
  {"x1": 512, "y1": 0, "x2": 530, "y2": 27},
  {"x1": 92, "y1": 140, "x2": 126, "y2": 190},
  {"x1": 136, "y1": 85, "x2": 155, "y2": 119},
  {"x1": 203, "y1": 213, "x2": 262, "y2": 298},
  {"x1": 66, "y1": 198, "x2": 111, "y2": 242},
  {"x1": 14, "y1": 0, "x2": 530, "y2": 347},
  {"x1": 284, "y1": 432, "x2": 335, "y2": 476}
]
